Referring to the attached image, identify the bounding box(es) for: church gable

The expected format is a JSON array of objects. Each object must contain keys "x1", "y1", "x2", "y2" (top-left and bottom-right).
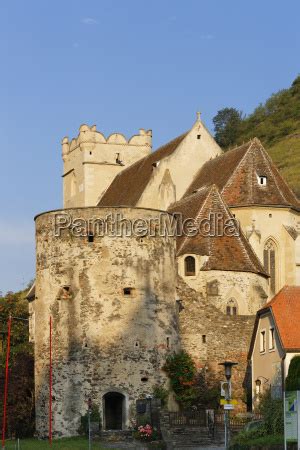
[
  {"x1": 98, "y1": 132, "x2": 187, "y2": 207},
  {"x1": 168, "y1": 185, "x2": 268, "y2": 277},
  {"x1": 99, "y1": 115, "x2": 222, "y2": 209},
  {"x1": 185, "y1": 138, "x2": 300, "y2": 209}
]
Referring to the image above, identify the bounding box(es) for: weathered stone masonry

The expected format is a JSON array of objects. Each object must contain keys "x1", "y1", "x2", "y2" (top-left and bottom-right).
[{"x1": 34, "y1": 207, "x2": 180, "y2": 437}]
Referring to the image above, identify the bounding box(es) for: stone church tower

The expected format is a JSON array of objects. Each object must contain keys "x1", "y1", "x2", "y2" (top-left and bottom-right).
[{"x1": 62, "y1": 124, "x2": 152, "y2": 208}]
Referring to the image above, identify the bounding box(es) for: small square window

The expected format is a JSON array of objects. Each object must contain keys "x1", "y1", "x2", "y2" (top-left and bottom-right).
[
  {"x1": 197, "y1": 135, "x2": 201, "y2": 139},
  {"x1": 123, "y1": 287, "x2": 135, "y2": 296}
]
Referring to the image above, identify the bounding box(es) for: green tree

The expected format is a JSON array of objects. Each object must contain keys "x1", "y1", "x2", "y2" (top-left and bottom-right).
[
  {"x1": 286, "y1": 356, "x2": 300, "y2": 391},
  {"x1": 213, "y1": 107, "x2": 243, "y2": 149},
  {"x1": 0, "y1": 288, "x2": 34, "y2": 437}
]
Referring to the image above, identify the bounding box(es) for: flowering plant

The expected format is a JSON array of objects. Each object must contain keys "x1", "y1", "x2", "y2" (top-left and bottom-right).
[{"x1": 136, "y1": 424, "x2": 154, "y2": 441}]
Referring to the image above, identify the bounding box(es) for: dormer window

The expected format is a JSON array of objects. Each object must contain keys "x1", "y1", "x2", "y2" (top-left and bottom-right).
[{"x1": 258, "y1": 176, "x2": 267, "y2": 186}]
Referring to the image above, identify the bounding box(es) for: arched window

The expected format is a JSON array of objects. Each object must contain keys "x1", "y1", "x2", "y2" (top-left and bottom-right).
[
  {"x1": 226, "y1": 298, "x2": 238, "y2": 316},
  {"x1": 263, "y1": 239, "x2": 277, "y2": 294},
  {"x1": 184, "y1": 256, "x2": 196, "y2": 276}
]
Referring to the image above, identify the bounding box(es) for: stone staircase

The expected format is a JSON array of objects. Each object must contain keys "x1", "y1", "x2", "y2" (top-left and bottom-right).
[{"x1": 160, "y1": 411, "x2": 225, "y2": 449}]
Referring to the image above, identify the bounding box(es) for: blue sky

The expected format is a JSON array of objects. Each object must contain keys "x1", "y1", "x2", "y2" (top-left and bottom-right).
[{"x1": 0, "y1": 0, "x2": 299, "y2": 294}]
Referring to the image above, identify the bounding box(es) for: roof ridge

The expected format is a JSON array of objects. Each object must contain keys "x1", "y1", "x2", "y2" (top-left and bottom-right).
[
  {"x1": 222, "y1": 140, "x2": 255, "y2": 195},
  {"x1": 255, "y1": 140, "x2": 300, "y2": 205},
  {"x1": 176, "y1": 185, "x2": 215, "y2": 255}
]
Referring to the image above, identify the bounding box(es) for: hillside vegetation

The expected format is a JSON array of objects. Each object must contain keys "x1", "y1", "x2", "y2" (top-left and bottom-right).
[{"x1": 213, "y1": 75, "x2": 300, "y2": 196}]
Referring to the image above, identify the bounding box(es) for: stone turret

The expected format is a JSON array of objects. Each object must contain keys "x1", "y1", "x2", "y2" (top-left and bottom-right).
[
  {"x1": 62, "y1": 124, "x2": 152, "y2": 208},
  {"x1": 33, "y1": 206, "x2": 179, "y2": 437}
]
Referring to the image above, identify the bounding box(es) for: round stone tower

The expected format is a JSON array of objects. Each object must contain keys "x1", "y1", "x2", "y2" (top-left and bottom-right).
[{"x1": 33, "y1": 207, "x2": 179, "y2": 437}]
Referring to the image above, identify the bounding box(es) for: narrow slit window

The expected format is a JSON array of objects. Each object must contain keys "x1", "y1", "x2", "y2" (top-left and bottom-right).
[
  {"x1": 88, "y1": 232, "x2": 94, "y2": 243},
  {"x1": 202, "y1": 335, "x2": 206, "y2": 343},
  {"x1": 269, "y1": 327, "x2": 275, "y2": 350}
]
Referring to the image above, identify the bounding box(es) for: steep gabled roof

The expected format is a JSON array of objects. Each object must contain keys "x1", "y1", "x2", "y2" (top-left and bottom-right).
[
  {"x1": 168, "y1": 185, "x2": 268, "y2": 277},
  {"x1": 259, "y1": 286, "x2": 300, "y2": 351},
  {"x1": 185, "y1": 138, "x2": 300, "y2": 209},
  {"x1": 98, "y1": 132, "x2": 187, "y2": 207}
]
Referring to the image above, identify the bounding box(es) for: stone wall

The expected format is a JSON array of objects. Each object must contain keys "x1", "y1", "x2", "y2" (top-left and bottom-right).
[
  {"x1": 177, "y1": 277, "x2": 255, "y2": 409},
  {"x1": 177, "y1": 258, "x2": 269, "y2": 315},
  {"x1": 33, "y1": 207, "x2": 179, "y2": 437}
]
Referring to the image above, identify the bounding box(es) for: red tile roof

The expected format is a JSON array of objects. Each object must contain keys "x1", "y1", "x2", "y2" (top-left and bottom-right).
[
  {"x1": 98, "y1": 132, "x2": 187, "y2": 207},
  {"x1": 185, "y1": 138, "x2": 300, "y2": 209},
  {"x1": 168, "y1": 185, "x2": 268, "y2": 277},
  {"x1": 260, "y1": 286, "x2": 300, "y2": 350}
]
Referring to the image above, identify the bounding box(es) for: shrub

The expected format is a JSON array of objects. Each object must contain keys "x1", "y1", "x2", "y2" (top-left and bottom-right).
[
  {"x1": 286, "y1": 356, "x2": 300, "y2": 391},
  {"x1": 78, "y1": 405, "x2": 101, "y2": 435},
  {"x1": 133, "y1": 424, "x2": 158, "y2": 441},
  {"x1": 153, "y1": 385, "x2": 168, "y2": 408},
  {"x1": 257, "y1": 389, "x2": 284, "y2": 435}
]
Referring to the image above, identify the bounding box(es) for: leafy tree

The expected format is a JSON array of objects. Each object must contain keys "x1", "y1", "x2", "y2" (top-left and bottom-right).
[
  {"x1": 163, "y1": 351, "x2": 219, "y2": 409},
  {"x1": 286, "y1": 356, "x2": 300, "y2": 391},
  {"x1": 213, "y1": 107, "x2": 243, "y2": 149},
  {"x1": 0, "y1": 288, "x2": 34, "y2": 437}
]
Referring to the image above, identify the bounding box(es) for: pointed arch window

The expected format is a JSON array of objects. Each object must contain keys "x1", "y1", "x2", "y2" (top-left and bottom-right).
[
  {"x1": 184, "y1": 256, "x2": 196, "y2": 276},
  {"x1": 264, "y1": 239, "x2": 277, "y2": 294},
  {"x1": 226, "y1": 298, "x2": 238, "y2": 316}
]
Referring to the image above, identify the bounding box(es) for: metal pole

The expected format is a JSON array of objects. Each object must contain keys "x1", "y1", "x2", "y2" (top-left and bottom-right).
[
  {"x1": 49, "y1": 316, "x2": 53, "y2": 447},
  {"x1": 88, "y1": 409, "x2": 91, "y2": 450},
  {"x1": 224, "y1": 410, "x2": 227, "y2": 449},
  {"x1": 2, "y1": 316, "x2": 12, "y2": 450}
]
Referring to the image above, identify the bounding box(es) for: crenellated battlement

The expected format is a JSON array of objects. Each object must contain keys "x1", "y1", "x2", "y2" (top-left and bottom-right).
[
  {"x1": 62, "y1": 123, "x2": 152, "y2": 208},
  {"x1": 62, "y1": 124, "x2": 152, "y2": 160}
]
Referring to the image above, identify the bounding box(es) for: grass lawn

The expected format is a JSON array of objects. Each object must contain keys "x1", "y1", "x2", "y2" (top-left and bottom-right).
[{"x1": 3, "y1": 437, "x2": 109, "y2": 450}]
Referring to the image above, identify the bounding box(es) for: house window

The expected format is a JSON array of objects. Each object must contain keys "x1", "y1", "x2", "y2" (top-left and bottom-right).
[
  {"x1": 269, "y1": 327, "x2": 275, "y2": 350},
  {"x1": 258, "y1": 176, "x2": 267, "y2": 186},
  {"x1": 255, "y1": 379, "x2": 262, "y2": 395},
  {"x1": 184, "y1": 256, "x2": 196, "y2": 276},
  {"x1": 264, "y1": 239, "x2": 277, "y2": 294},
  {"x1": 226, "y1": 299, "x2": 238, "y2": 316},
  {"x1": 260, "y1": 330, "x2": 266, "y2": 353}
]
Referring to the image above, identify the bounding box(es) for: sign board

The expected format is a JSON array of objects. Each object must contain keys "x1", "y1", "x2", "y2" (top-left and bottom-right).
[
  {"x1": 220, "y1": 399, "x2": 238, "y2": 405},
  {"x1": 220, "y1": 381, "x2": 231, "y2": 398},
  {"x1": 224, "y1": 404, "x2": 234, "y2": 410},
  {"x1": 284, "y1": 391, "x2": 298, "y2": 445}
]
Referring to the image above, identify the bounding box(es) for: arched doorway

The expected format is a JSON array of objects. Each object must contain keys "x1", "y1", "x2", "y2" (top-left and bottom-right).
[{"x1": 103, "y1": 392, "x2": 125, "y2": 430}]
